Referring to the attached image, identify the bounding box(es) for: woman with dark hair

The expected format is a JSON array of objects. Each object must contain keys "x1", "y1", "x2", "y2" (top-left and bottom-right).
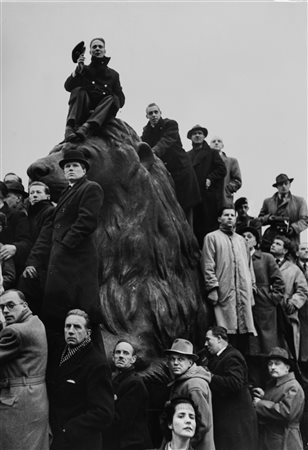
[{"x1": 153, "y1": 397, "x2": 198, "y2": 450}]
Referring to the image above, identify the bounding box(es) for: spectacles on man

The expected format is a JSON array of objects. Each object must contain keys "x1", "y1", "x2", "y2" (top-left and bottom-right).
[{"x1": 0, "y1": 301, "x2": 24, "y2": 311}]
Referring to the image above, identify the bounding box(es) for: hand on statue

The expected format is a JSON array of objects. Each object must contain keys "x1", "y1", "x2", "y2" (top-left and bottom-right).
[
  {"x1": 23, "y1": 266, "x2": 38, "y2": 279},
  {"x1": 208, "y1": 289, "x2": 219, "y2": 305},
  {"x1": 0, "y1": 244, "x2": 16, "y2": 261}
]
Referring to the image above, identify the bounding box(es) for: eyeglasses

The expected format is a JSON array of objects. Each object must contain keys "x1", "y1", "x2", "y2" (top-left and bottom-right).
[{"x1": 0, "y1": 302, "x2": 23, "y2": 311}]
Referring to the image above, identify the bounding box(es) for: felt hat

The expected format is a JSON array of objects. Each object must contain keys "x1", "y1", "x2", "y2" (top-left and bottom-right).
[
  {"x1": 59, "y1": 148, "x2": 90, "y2": 171},
  {"x1": 165, "y1": 338, "x2": 198, "y2": 361},
  {"x1": 187, "y1": 124, "x2": 208, "y2": 140},
  {"x1": 266, "y1": 347, "x2": 291, "y2": 364},
  {"x1": 5, "y1": 181, "x2": 28, "y2": 198},
  {"x1": 72, "y1": 41, "x2": 86, "y2": 63},
  {"x1": 272, "y1": 174, "x2": 294, "y2": 188},
  {"x1": 238, "y1": 226, "x2": 260, "y2": 245}
]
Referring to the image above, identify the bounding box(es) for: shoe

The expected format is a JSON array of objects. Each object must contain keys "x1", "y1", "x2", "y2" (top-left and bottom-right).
[
  {"x1": 65, "y1": 126, "x2": 78, "y2": 142},
  {"x1": 75, "y1": 123, "x2": 91, "y2": 140}
]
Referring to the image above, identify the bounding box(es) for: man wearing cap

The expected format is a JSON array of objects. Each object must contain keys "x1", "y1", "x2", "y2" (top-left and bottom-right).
[
  {"x1": 240, "y1": 226, "x2": 285, "y2": 385},
  {"x1": 165, "y1": 338, "x2": 215, "y2": 450},
  {"x1": 141, "y1": 103, "x2": 200, "y2": 223},
  {"x1": 234, "y1": 197, "x2": 262, "y2": 236},
  {"x1": 210, "y1": 136, "x2": 242, "y2": 208},
  {"x1": 27, "y1": 148, "x2": 104, "y2": 337},
  {"x1": 253, "y1": 347, "x2": 305, "y2": 450},
  {"x1": 258, "y1": 173, "x2": 308, "y2": 252},
  {"x1": 0, "y1": 181, "x2": 31, "y2": 277},
  {"x1": 64, "y1": 37, "x2": 125, "y2": 142},
  {"x1": 187, "y1": 125, "x2": 226, "y2": 247}
]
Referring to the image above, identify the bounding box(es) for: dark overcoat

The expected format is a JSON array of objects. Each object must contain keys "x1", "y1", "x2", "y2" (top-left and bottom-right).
[
  {"x1": 30, "y1": 176, "x2": 104, "y2": 328},
  {"x1": 104, "y1": 367, "x2": 152, "y2": 450},
  {"x1": 187, "y1": 142, "x2": 226, "y2": 246},
  {"x1": 0, "y1": 202, "x2": 31, "y2": 275},
  {"x1": 250, "y1": 250, "x2": 285, "y2": 354},
  {"x1": 208, "y1": 345, "x2": 258, "y2": 450},
  {"x1": 141, "y1": 118, "x2": 201, "y2": 211},
  {"x1": 255, "y1": 372, "x2": 305, "y2": 450},
  {"x1": 297, "y1": 260, "x2": 308, "y2": 362},
  {"x1": 48, "y1": 342, "x2": 114, "y2": 450}
]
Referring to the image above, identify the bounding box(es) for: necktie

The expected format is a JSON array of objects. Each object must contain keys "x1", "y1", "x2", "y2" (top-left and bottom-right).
[{"x1": 276, "y1": 258, "x2": 281, "y2": 267}]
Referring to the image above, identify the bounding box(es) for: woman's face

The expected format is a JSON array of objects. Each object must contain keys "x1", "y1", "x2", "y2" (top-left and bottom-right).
[{"x1": 169, "y1": 403, "x2": 196, "y2": 439}]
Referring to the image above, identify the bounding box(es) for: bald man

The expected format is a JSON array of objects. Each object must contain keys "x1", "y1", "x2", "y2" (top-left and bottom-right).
[{"x1": 210, "y1": 136, "x2": 242, "y2": 209}]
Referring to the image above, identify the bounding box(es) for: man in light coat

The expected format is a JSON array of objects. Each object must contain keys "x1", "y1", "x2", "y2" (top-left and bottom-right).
[
  {"x1": 258, "y1": 173, "x2": 308, "y2": 252},
  {"x1": 165, "y1": 338, "x2": 215, "y2": 450},
  {"x1": 202, "y1": 206, "x2": 256, "y2": 354},
  {"x1": 0, "y1": 289, "x2": 49, "y2": 450},
  {"x1": 253, "y1": 347, "x2": 305, "y2": 450},
  {"x1": 270, "y1": 236, "x2": 308, "y2": 361},
  {"x1": 210, "y1": 136, "x2": 242, "y2": 208}
]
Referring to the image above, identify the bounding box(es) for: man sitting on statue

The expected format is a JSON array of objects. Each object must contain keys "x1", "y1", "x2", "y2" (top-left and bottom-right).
[{"x1": 64, "y1": 37, "x2": 125, "y2": 142}]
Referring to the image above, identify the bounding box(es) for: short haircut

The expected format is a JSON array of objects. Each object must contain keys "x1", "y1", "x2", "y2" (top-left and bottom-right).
[
  {"x1": 160, "y1": 397, "x2": 199, "y2": 442},
  {"x1": 4, "y1": 172, "x2": 22, "y2": 183},
  {"x1": 90, "y1": 37, "x2": 105, "y2": 47},
  {"x1": 146, "y1": 102, "x2": 161, "y2": 114},
  {"x1": 218, "y1": 205, "x2": 236, "y2": 217},
  {"x1": 66, "y1": 309, "x2": 91, "y2": 329},
  {"x1": 273, "y1": 235, "x2": 292, "y2": 252},
  {"x1": 0, "y1": 289, "x2": 26, "y2": 302},
  {"x1": 234, "y1": 197, "x2": 248, "y2": 210},
  {"x1": 29, "y1": 181, "x2": 50, "y2": 195},
  {"x1": 208, "y1": 326, "x2": 229, "y2": 342},
  {"x1": 0, "y1": 212, "x2": 7, "y2": 228},
  {"x1": 113, "y1": 339, "x2": 136, "y2": 355}
]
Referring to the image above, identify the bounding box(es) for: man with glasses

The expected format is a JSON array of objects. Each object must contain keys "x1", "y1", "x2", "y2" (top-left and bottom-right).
[
  {"x1": 258, "y1": 173, "x2": 308, "y2": 252},
  {"x1": 0, "y1": 289, "x2": 49, "y2": 450}
]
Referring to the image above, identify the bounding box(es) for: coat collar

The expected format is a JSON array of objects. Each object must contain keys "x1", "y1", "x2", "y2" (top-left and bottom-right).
[
  {"x1": 189, "y1": 141, "x2": 211, "y2": 166},
  {"x1": 272, "y1": 372, "x2": 295, "y2": 387},
  {"x1": 56, "y1": 176, "x2": 87, "y2": 209}
]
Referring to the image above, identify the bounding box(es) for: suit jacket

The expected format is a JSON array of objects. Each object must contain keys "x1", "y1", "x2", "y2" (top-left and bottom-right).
[
  {"x1": 219, "y1": 151, "x2": 242, "y2": 208},
  {"x1": 208, "y1": 345, "x2": 258, "y2": 450},
  {"x1": 48, "y1": 341, "x2": 114, "y2": 450},
  {"x1": 297, "y1": 260, "x2": 308, "y2": 361},
  {"x1": 30, "y1": 176, "x2": 104, "y2": 327}
]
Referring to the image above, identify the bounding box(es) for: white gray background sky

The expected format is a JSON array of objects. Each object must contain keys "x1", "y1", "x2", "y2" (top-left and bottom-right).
[{"x1": 1, "y1": 1, "x2": 307, "y2": 237}]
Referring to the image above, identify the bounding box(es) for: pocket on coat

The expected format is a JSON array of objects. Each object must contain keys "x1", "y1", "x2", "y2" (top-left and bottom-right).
[{"x1": 0, "y1": 395, "x2": 17, "y2": 406}]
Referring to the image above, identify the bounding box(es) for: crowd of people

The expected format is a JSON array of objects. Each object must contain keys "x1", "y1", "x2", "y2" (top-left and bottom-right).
[{"x1": 0, "y1": 36, "x2": 308, "y2": 450}]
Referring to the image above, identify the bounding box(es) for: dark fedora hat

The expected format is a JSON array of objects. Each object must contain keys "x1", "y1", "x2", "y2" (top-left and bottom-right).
[
  {"x1": 238, "y1": 226, "x2": 260, "y2": 245},
  {"x1": 272, "y1": 173, "x2": 294, "y2": 188},
  {"x1": 165, "y1": 338, "x2": 198, "y2": 361},
  {"x1": 187, "y1": 124, "x2": 208, "y2": 140},
  {"x1": 5, "y1": 181, "x2": 28, "y2": 198},
  {"x1": 59, "y1": 148, "x2": 90, "y2": 171},
  {"x1": 266, "y1": 347, "x2": 291, "y2": 364},
  {"x1": 72, "y1": 41, "x2": 86, "y2": 63}
]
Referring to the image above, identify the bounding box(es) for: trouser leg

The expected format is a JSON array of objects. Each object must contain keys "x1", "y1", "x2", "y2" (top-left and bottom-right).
[
  {"x1": 66, "y1": 87, "x2": 91, "y2": 127},
  {"x1": 87, "y1": 95, "x2": 115, "y2": 128}
]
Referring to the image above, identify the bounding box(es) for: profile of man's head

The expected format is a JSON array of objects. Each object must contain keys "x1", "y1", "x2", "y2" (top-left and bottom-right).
[
  {"x1": 0, "y1": 290, "x2": 28, "y2": 325},
  {"x1": 270, "y1": 235, "x2": 291, "y2": 258},
  {"x1": 205, "y1": 326, "x2": 228, "y2": 355}
]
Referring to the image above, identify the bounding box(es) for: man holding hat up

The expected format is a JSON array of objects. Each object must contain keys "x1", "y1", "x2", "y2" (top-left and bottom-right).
[
  {"x1": 187, "y1": 125, "x2": 226, "y2": 247},
  {"x1": 253, "y1": 347, "x2": 305, "y2": 450},
  {"x1": 258, "y1": 173, "x2": 308, "y2": 252},
  {"x1": 165, "y1": 338, "x2": 215, "y2": 450},
  {"x1": 27, "y1": 148, "x2": 104, "y2": 339}
]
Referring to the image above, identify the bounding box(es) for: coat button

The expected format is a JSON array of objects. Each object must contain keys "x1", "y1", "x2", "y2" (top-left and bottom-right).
[
  {"x1": 92, "y1": 81, "x2": 95, "y2": 85},
  {"x1": 104, "y1": 84, "x2": 107, "y2": 87}
]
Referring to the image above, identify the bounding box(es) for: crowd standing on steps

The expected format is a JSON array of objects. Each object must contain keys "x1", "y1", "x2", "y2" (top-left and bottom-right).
[{"x1": 1, "y1": 36, "x2": 308, "y2": 450}]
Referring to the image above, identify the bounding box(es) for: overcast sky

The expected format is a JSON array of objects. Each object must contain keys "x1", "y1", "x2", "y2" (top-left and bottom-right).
[{"x1": 1, "y1": 1, "x2": 307, "y2": 235}]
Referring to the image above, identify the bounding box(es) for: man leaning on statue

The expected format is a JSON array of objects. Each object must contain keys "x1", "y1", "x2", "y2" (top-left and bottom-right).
[{"x1": 64, "y1": 37, "x2": 125, "y2": 142}]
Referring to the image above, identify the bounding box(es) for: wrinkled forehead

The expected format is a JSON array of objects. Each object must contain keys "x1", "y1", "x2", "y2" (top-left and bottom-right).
[
  {"x1": 90, "y1": 39, "x2": 105, "y2": 48},
  {"x1": 210, "y1": 136, "x2": 223, "y2": 144}
]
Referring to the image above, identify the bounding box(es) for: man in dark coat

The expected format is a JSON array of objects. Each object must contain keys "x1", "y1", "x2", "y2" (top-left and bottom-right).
[
  {"x1": 64, "y1": 37, "x2": 125, "y2": 142},
  {"x1": 239, "y1": 226, "x2": 285, "y2": 386},
  {"x1": 234, "y1": 197, "x2": 262, "y2": 236},
  {"x1": 187, "y1": 125, "x2": 226, "y2": 247},
  {"x1": 18, "y1": 181, "x2": 55, "y2": 315},
  {"x1": 28, "y1": 148, "x2": 104, "y2": 335},
  {"x1": 141, "y1": 103, "x2": 201, "y2": 223},
  {"x1": 258, "y1": 173, "x2": 308, "y2": 252},
  {"x1": 204, "y1": 326, "x2": 258, "y2": 450},
  {"x1": 104, "y1": 339, "x2": 152, "y2": 450},
  {"x1": 0, "y1": 181, "x2": 31, "y2": 277},
  {"x1": 48, "y1": 309, "x2": 114, "y2": 450}
]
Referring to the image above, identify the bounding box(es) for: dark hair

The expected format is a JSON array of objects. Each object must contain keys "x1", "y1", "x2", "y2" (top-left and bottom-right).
[
  {"x1": 29, "y1": 181, "x2": 50, "y2": 195},
  {"x1": 4, "y1": 172, "x2": 22, "y2": 183},
  {"x1": 207, "y1": 326, "x2": 229, "y2": 342},
  {"x1": 146, "y1": 102, "x2": 161, "y2": 114},
  {"x1": 218, "y1": 205, "x2": 236, "y2": 217},
  {"x1": 113, "y1": 339, "x2": 136, "y2": 355},
  {"x1": 90, "y1": 37, "x2": 105, "y2": 47},
  {"x1": 0, "y1": 212, "x2": 7, "y2": 228},
  {"x1": 0, "y1": 289, "x2": 26, "y2": 302},
  {"x1": 234, "y1": 197, "x2": 248, "y2": 210},
  {"x1": 160, "y1": 397, "x2": 198, "y2": 442},
  {"x1": 66, "y1": 309, "x2": 91, "y2": 329},
  {"x1": 0, "y1": 182, "x2": 8, "y2": 198},
  {"x1": 273, "y1": 235, "x2": 292, "y2": 252}
]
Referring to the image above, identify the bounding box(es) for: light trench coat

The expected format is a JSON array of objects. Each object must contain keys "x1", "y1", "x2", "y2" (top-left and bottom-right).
[
  {"x1": 0, "y1": 310, "x2": 49, "y2": 450},
  {"x1": 202, "y1": 229, "x2": 257, "y2": 335}
]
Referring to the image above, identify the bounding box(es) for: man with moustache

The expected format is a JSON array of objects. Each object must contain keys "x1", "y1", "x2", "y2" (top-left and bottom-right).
[{"x1": 64, "y1": 37, "x2": 125, "y2": 142}]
